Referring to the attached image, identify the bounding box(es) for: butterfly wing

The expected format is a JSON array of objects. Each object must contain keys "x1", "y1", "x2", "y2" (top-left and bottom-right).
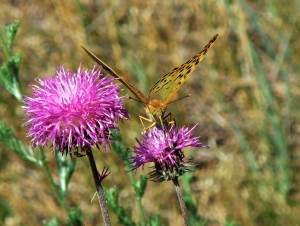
[
  {"x1": 149, "y1": 34, "x2": 218, "y2": 104},
  {"x1": 82, "y1": 46, "x2": 149, "y2": 104}
]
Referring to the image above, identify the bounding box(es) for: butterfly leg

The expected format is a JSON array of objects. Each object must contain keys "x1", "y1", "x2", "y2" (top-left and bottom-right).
[
  {"x1": 139, "y1": 115, "x2": 156, "y2": 132},
  {"x1": 162, "y1": 112, "x2": 176, "y2": 131}
]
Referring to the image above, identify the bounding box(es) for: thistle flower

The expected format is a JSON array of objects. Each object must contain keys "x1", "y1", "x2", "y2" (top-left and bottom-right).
[
  {"x1": 24, "y1": 66, "x2": 128, "y2": 154},
  {"x1": 133, "y1": 126, "x2": 207, "y2": 181}
]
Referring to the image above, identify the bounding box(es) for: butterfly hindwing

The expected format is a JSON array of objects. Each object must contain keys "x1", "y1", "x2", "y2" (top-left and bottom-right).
[{"x1": 149, "y1": 34, "x2": 218, "y2": 104}]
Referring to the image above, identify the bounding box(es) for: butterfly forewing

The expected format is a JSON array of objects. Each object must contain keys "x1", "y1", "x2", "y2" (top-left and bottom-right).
[
  {"x1": 149, "y1": 34, "x2": 218, "y2": 104},
  {"x1": 82, "y1": 46, "x2": 149, "y2": 104}
]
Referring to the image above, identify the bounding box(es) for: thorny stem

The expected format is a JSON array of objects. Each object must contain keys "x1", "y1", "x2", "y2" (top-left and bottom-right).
[
  {"x1": 87, "y1": 149, "x2": 112, "y2": 226},
  {"x1": 173, "y1": 177, "x2": 189, "y2": 226}
]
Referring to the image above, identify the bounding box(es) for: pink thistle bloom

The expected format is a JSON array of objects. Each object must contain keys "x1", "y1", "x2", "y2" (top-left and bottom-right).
[
  {"x1": 24, "y1": 66, "x2": 128, "y2": 154},
  {"x1": 133, "y1": 126, "x2": 207, "y2": 181}
]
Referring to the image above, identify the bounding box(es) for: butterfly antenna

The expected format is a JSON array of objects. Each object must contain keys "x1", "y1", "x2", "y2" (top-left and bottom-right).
[
  {"x1": 168, "y1": 94, "x2": 191, "y2": 105},
  {"x1": 128, "y1": 96, "x2": 144, "y2": 103}
]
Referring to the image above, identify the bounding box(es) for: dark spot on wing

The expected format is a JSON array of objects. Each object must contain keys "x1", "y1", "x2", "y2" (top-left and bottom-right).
[
  {"x1": 176, "y1": 73, "x2": 184, "y2": 79},
  {"x1": 185, "y1": 64, "x2": 192, "y2": 70},
  {"x1": 186, "y1": 59, "x2": 192, "y2": 64}
]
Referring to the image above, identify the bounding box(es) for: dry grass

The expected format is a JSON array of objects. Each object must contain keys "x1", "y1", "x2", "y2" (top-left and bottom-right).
[{"x1": 0, "y1": 0, "x2": 300, "y2": 225}]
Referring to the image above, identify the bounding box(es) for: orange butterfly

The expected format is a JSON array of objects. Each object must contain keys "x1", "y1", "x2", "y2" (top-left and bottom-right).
[{"x1": 82, "y1": 34, "x2": 218, "y2": 129}]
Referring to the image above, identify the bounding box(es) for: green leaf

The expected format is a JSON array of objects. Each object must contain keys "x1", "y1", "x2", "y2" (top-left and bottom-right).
[
  {"x1": 181, "y1": 173, "x2": 207, "y2": 226},
  {"x1": 67, "y1": 207, "x2": 83, "y2": 226},
  {"x1": 0, "y1": 22, "x2": 20, "y2": 57},
  {"x1": 133, "y1": 175, "x2": 148, "y2": 198},
  {"x1": 111, "y1": 130, "x2": 132, "y2": 167},
  {"x1": 0, "y1": 54, "x2": 22, "y2": 100},
  {"x1": 146, "y1": 214, "x2": 161, "y2": 226},
  {"x1": 0, "y1": 121, "x2": 42, "y2": 166},
  {"x1": 224, "y1": 219, "x2": 239, "y2": 226},
  {"x1": 106, "y1": 187, "x2": 136, "y2": 226},
  {"x1": 0, "y1": 22, "x2": 22, "y2": 100},
  {"x1": 43, "y1": 218, "x2": 60, "y2": 226},
  {"x1": 0, "y1": 196, "x2": 12, "y2": 224},
  {"x1": 249, "y1": 42, "x2": 290, "y2": 197},
  {"x1": 55, "y1": 151, "x2": 76, "y2": 197}
]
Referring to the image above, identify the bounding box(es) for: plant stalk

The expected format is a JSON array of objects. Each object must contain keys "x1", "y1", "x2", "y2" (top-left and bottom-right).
[
  {"x1": 41, "y1": 151, "x2": 66, "y2": 209},
  {"x1": 87, "y1": 149, "x2": 111, "y2": 226},
  {"x1": 173, "y1": 177, "x2": 189, "y2": 226},
  {"x1": 137, "y1": 197, "x2": 145, "y2": 226}
]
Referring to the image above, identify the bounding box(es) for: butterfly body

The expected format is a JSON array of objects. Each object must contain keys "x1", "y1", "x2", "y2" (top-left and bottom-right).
[
  {"x1": 82, "y1": 34, "x2": 218, "y2": 129},
  {"x1": 147, "y1": 99, "x2": 167, "y2": 115}
]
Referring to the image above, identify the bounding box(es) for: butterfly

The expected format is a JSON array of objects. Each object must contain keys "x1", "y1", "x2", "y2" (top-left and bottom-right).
[{"x1": 82, "y1": 34, "x2": 218, "y2": 129}]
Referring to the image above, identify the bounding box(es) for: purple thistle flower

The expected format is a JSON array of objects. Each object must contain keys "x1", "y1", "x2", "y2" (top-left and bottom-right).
[
  {"x1": 24, "y1": 66, "x2": 128, "y2": 154},
  {"x1": 133, "y1": 125, "x2": 207, "y2": 181}
]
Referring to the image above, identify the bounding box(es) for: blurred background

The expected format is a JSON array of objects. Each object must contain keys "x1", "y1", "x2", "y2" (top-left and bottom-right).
[{"x1": 0, "y1": 0, "x2": 299, "y2": 225}]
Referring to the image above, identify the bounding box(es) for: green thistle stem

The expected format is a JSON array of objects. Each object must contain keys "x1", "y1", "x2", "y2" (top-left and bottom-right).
[
  {"x1": 137, "y1": 197, "x2": 145, "y2": 226},
  {"x1": 173, "y1": 177, "x2": 189, "y2": 226},
  {"x1": 87, "y1": 149, "x2": 111, "y2": 226},
  {"x1": 41, "y1": 151, "x2": 66, "y2": 209}
]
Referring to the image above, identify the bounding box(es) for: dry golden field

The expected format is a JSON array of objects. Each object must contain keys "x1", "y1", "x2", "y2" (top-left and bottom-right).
[{"x1": 0, "y1": 1, "x2": 300, "y2": 225}]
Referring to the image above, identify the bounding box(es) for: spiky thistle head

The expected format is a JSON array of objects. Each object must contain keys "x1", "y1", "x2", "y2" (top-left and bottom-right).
[
  {"x1": 133, "y1": 125, "x2": 207, "y2": 182},
  {"x1": 24, "y1": 66, "x2": 128, "y2": 155}
]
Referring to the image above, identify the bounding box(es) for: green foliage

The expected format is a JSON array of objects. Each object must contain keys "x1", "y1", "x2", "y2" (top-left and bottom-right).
[
  {"x1": 43, "y1": 208, "x2": 83, "y2": 226},
  {"x1": 110, "y1": 130, "x2": 132, "y2": 168},
  {"x1": 111, "y1": 131, "x2": 147, "y2": 224},
  {"x1": 0, "y1": 121, "x2": 43, "y2": 166},
  {"x1": 0, "y1": 196, "x2": 12, "y2": 225},
  {"x1": 231, "y1": 124, "x2": 259, "y2": 172},
  {"x1": 249, "y1": 42, "x2": 290, "y2": 196},
  {"x1": 111, "y1": 131, "x2": 148, "y2": 197},
  {"x1": 106, "y1": 187, "x2": 136, "y2": 226},
  {"x1": 111, "y1": 131, "x2": 163, "y2": 226},
  {"x1": 223, "y1": 0, "x2": 291, "y2": 199},
  {"x1": 0, "y1": 22, "x2": 22, "y2": 100},
  {"x1": 224, "y1": 219, "x2": 239, "y2": 226},
  {"x1": 55, "y1": 151, "x2": 76, "y2": 199},
  {"x1": 43, "y1": 218, "x2": 60, "y2": 226},
  {"x1": 181, "y1": 173, "x2": 207, "y2": 226},
  {"x1": 1, "y1": 0, "x2": 299, "y2": 224},
  {"x1": 133, "y1": 175, "x2": 147, "y2": 198},
  {"x1": 67, "y1": 207, "x2": 83, "y2": 226},
  {"x1": 0, "y1": 119, "x2": 81, "y2": 224},
  {"x1": 0, "y1": 120, "x2": 80, "y2": 224},
  {"x1": 146, "y1": 215, "x2": 161, "y2": 226}
]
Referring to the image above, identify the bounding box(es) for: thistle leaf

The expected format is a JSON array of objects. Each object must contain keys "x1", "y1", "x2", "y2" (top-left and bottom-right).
[{"x1": 0, "y1": 22, "x2": 22, "y2": 100}]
